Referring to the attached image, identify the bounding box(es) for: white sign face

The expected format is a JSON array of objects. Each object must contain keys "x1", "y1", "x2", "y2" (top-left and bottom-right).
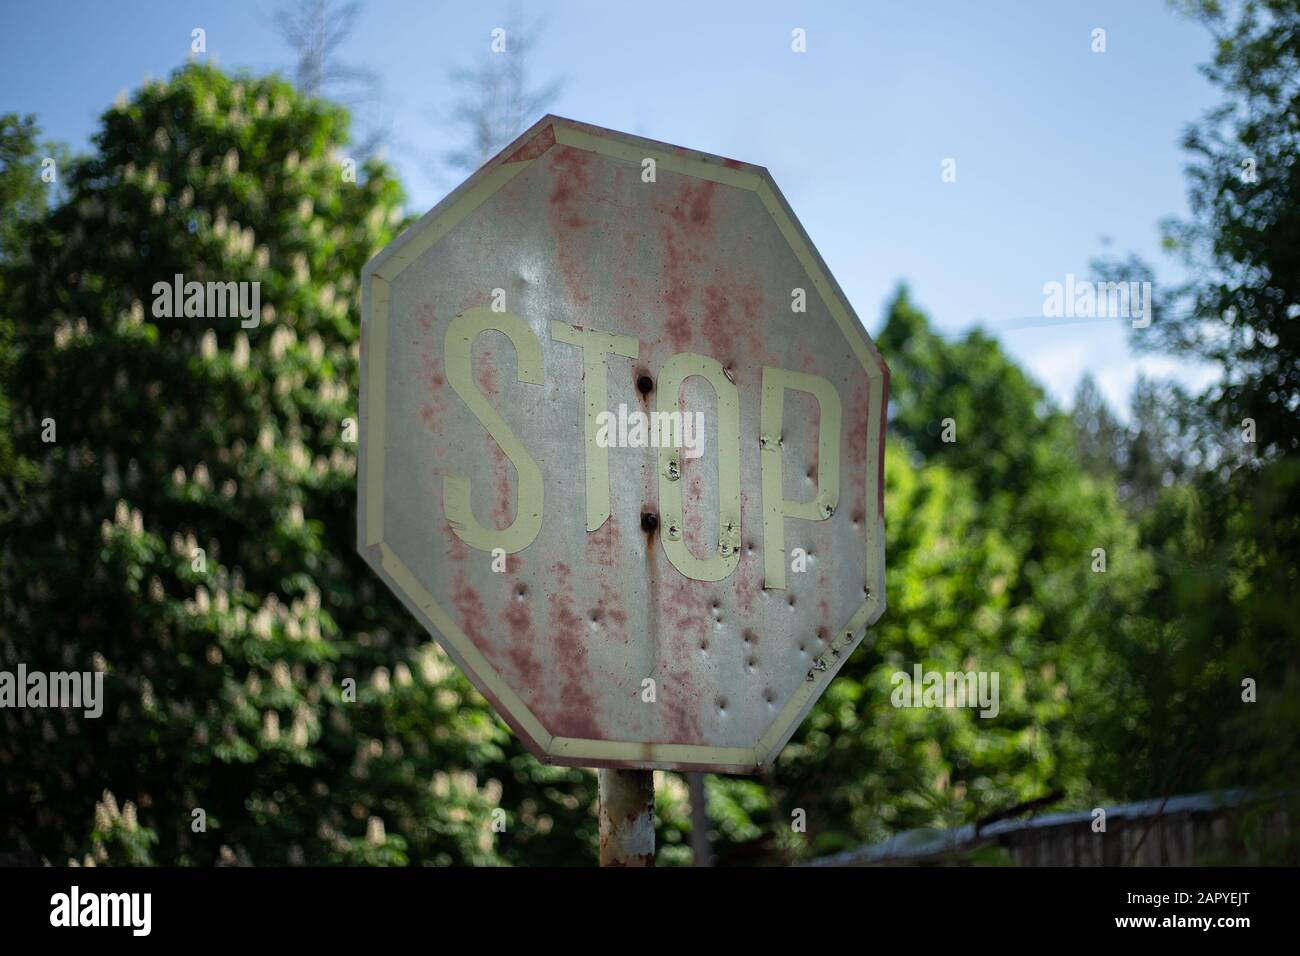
[{"x1": 359, "y1": 116, "x2": 888, "y2": 773}]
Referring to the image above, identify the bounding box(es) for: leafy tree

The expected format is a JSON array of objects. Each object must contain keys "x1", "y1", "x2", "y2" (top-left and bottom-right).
[
  {"x1": 1082, "y1": 0, "x2": 1300, "y2": 851},
  {"x1": 1153, "y1": 0, "x2": 1300, "y2": 459},
  {"x1": 0, "y1": 64, "x2": 598, "y2": 866},
  {"x1": 443, "y1": 11, "x2": 563, "y2": 173},
  {"x1": 700, "y1": 290, "x2": 1154, "y2": 861},
  {"x1": 1071, "y1": 372, "x2": 1220, "y2": 510},
  {"x1": 0, "y1": 115, "x2": 66, "y2": 543},
  {"x1": 0, "y1": 114, "x2": 54, "y2": 264},
  {"x1": 1070, "y1": 373, "x2": 1123, "y2": 485},
  {"x1": 274, "y1": 0, "x2": 386, "y2": 157},
  {"x1": 1145, "y1": 0, "x2": 1300, "y2": 813}
]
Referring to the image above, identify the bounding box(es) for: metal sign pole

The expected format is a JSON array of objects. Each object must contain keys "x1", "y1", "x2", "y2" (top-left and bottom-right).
[
  {"x1": 597, "y1": 768, "x2": 655, "y2": 866},
  {"x1": 688, "y1": 772, "x2": 713, "y2": 867}
]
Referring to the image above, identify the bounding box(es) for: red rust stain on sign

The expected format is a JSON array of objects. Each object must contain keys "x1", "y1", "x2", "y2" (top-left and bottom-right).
[
  {"x1": 474, "y1": 345, "x2": 497, "y2": 397},
  {"x1": 545, "y1": 562, "x2": 602, "y2": 738},
  {"x1": 681, "y1": 470, "x2": 705, "y2": 553},
  {"x1": 490, "y1": 444, "x2": 514, "y2": 530},
  {"x1": 590, "y1": 587, "x2": 630, "y2": 648},
  {"x1": 452, "y1": 572, "x2": 497, "y2": 664},
  {"x1": 670, "y1": 179, "x2": 717, "y2": 231},
  {"x1": 600, "y1": 580, "x2": 629, "y2": 632},
  {"x1": 586, "y1": 515, "x2": 619, "y2": 568},
  {"x1": 663, "y1": 668, "x2": 703, "y2": 743},
  {"x1": 502, "y1": 589, "x2": 540, "y2": 689},
  {"x1": 664, "y1": 575, "x2": 711, "y2": 657},
  {"x1": 415, "y1": 303, "x2": 450, "y2": 459},
  {"x1": 661, "y1": 232, "x2": 693, "y2": 350},
  {"x1": 444, "y1": 522, "x2": 468, "y2": 562},
  {"x1": 877, "y1": 366, "x2": 890, "y2": 517},
  {"x1": 547, "y1": 146, "x2": 595, "y2": 308},
  {"x1": 549, "y1": 146, "x2": 594, "y2": 229},
  {"x1": 657, "y1": 178, "x2": 721, "y2": 352},
  {"x1": 419, "y1": 351, "x2": 445, "y2": 427},
  {"x1": 504, "y1": 124, "x2": 556, "y2": 164},
  {"x1": 847, "y1": 378, "x2": 872, "y2": 522},
  {"x1": 733, "y1": 495, "x2": 762, "y2": 613},
  {"x1": 701, "y1": 282, "x2": 762, "y2": 362},
  {"x1": 735, "y1": 548, "x2": 762, "y2": 614},
  {"x1": 416, "y1": 301, "x2": 436, "y2": 330}
]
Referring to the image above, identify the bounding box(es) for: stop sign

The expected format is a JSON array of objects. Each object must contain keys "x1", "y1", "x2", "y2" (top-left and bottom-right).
[{"x1": 359, "y1": 116, "x2": 887, "y2": 773}]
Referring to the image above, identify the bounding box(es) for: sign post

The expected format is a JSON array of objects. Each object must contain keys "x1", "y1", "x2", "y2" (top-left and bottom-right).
[
  {"x1": 598, "y1": 768, "x2": 656, "y2": 867},
  {"x1": 359, "y1": 115, "x2": 889, "y2": 864}
]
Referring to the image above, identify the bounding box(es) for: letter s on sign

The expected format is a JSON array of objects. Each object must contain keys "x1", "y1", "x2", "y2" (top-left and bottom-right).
[{"x1": 443, "y1": 307, "x2": 544, "y2": 553}]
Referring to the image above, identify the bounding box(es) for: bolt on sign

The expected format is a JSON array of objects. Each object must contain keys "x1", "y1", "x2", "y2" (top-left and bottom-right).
[{"x1": 359, "y1": 116, "x2": 888, "y2": 773}]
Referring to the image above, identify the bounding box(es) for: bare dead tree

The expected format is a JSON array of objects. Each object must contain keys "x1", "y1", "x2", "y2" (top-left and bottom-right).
[
  {"x1": 275, "y1": 0, "x2": 386, "y2": 155},
  {"x1": 444, "y1": 12, "x2": 564, "y2": 172}
]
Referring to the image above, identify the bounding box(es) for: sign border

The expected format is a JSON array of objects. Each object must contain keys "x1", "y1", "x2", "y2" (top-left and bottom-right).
[{"x1": 359, "y1": 115, "x2": 889, "y2": 773}]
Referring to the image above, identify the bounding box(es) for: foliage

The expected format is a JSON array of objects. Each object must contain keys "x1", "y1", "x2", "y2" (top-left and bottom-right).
[
  {"x1": 1077, "y1": 0, "x2": 1300, "y2": 824},
  {"x1": 747, "y1": 290, "x2": 1153, "y2": 860},
  {"x1": 0, "y1": 114, "x2": 64, "y2": 500},
  {"x1": 2, "y1": 0, "x2": 1296, "y2": 865},
  {"x1": 0, "y1": 63, "x2": 595, "y2": 866},
  {"x1": 1150, "y1": 0, "x2": 1300, "y2": 460}
]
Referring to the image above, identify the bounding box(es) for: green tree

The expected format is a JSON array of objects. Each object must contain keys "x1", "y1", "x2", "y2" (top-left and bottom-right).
[
  {"x1": 0, "y1": 114, "x2": 54, "y2": 264},
  {"x1": 1149, "y1": 0, "x2": 1299, "y2": 814},
  {"x1": 1153, "y1": 0, "x2": 1300, "y2": 458},
  {"x1": 1072, "y1": 371, "x2": 1218, "y2": 510},
  {"x1": 0, "y1": 64, "x2": 597, "y2": 866},
  {"x1": 1070, "y1": 373, "x2": 1123, "y2": 485},
  {"x1": 0, "y1": 114, "x2": 63, "y2": 504},
  {"x1": 1083, "y1": 1, "x2": 1300, "y2": 852},
  {"x1": 700, "y1": 290, "x2": 1154, "y2": 862}
]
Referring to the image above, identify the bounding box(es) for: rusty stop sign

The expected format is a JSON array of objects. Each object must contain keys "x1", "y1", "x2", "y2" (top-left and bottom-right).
[{"x1": 359, "y1": 116, "x2": 888, "y2": 775}]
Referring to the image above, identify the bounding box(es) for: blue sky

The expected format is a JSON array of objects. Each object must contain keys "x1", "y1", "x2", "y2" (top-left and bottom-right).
[{"x1": 1, "y1": 0, "x2": 1223, "y2": 414}]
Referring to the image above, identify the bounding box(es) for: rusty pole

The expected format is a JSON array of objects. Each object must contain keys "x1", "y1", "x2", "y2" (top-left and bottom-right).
[
  {"x1": 598, "y1": 768, "x2": 655, "y2": 866},
  {"x1": 688, "y1": 772, "x2": 713, "y2": 867}
]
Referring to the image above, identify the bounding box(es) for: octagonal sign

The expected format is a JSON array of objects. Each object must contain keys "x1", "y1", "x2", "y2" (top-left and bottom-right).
[{"x1": 359, "y1": 116, "x2": 888, "y2": 773}]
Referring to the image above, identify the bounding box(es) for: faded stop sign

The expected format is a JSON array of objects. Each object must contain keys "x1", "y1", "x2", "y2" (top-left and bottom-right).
[{"x1": 359, "y1": 116, "x2": 888, "y2": 773}]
